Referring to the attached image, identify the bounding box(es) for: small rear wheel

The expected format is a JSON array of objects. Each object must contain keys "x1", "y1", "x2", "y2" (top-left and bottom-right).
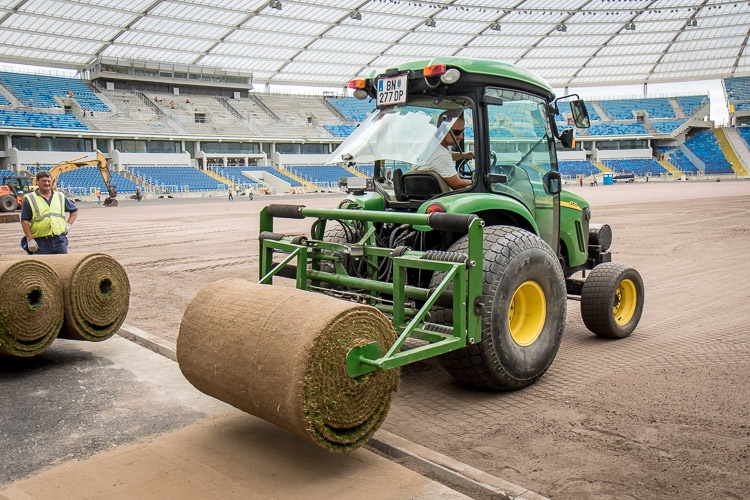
[
  {"x1": 580, "y1": 262, "x2": 644, "y2": 339},
  {"x1": 431, "y1": 225, "x2": 567, "y2": 391},
  {"x1": 0, "y1": 194, "x2": 17, "y2": 212}
]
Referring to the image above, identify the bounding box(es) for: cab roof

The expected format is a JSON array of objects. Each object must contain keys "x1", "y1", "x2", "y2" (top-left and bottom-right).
[{"x1": 366, "y1": 57, "x2": 553, "y2": 95}]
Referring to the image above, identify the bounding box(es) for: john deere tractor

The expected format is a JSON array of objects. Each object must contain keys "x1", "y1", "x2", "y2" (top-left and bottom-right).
[{"x1": 259, "y1": 57, "x2": 644, "y2": 391}]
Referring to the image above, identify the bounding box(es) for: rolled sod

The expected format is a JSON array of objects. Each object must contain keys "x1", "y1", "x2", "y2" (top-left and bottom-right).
[
  {"x1": 0, "y1": 259, "x2": 63, "y2": 357},
  {"x1": 177, "y1": 279, "x2": 400, "y2": 453},
  {"x1": 1, "y1": 253, "x2": 130, "y2": 342}
]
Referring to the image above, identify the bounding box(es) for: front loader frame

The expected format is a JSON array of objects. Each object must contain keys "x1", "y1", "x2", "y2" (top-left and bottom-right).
[{"x1": 259, "y1": 204, "x2": 484, "y2": 378}]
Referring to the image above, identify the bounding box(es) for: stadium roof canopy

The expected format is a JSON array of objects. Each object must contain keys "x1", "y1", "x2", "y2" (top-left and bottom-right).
[{"x1": 2, "y1": 0, "x2": 750, "y2": 90}]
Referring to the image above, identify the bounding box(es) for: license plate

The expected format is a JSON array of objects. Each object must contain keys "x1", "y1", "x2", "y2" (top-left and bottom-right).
[{"x1": 376, "y1": 75, "x2": 407, "y2": 107}]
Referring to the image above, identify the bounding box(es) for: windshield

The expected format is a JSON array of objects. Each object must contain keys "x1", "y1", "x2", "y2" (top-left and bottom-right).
[{"x1": 326, "y1": 99, "x2": 472, "y2": 168}]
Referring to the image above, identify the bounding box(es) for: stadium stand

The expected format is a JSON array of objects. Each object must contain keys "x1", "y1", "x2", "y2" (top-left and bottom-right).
[
  {"x1": 602, "y1": 159, "x2": 667, "y2": 177},
  {"x1": 724, "y1": 76, "x2": 750, "y2": 112},
  {"x1": 684, "y1": 130, "x2": 733, "y2": 174},
  {"x1": 243, "y1": 167, "x2": 302, "y2": 187},
  {"x1": 125, "y1": 166, "x2": 219, "y2": 192},
  {"x1": 586, "y1": 122, "x2": 649, "y2": 136},
  {"x1": 0, "y1": 71, "x2": 109, "y2": 111},
  {"x1": 675, "y1": 95, "x2": 708, "y2": 117},
  {"x1": 26, "y1": 165, "x2": 138, "y2": 194},
  {"x1": 0, "y1": 110, "x2": 87, "y2": 130},
  {"x1": 668, "y1": 149, "x2": 700, "y2": 173},
  {"x1": 737, "y1": 127, "x2": 750, "y2": 149},
  {"x1": 326, "y1": 97, "x2": 375, "y2": 122},
  {"x1": 558, "y1": 160, "x2": 601, "y2": 178},
  {"x1": 0, "y1": 67, "x2": 743, "y2": 193},
  {"x1": 324, "y1": 124, "x2": 358, "y2": 137},
  {"x1": 208, "y1": 165, "x2": 302, "y2": 188},
  {"x1": 651, "y1": 119, "x2": 688, "y2": 134},
  {"x1": 597, "y1": 98, "x2": 675, "y2": 120},
  {"x1": 286, "y1": 165, "x2": 352, "y2": 185}
]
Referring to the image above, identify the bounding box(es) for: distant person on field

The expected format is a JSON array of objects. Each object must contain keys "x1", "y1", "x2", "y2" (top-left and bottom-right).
[
  {"x1": 96, "y1": 187, "x2": 101, "y2": 205},
  {"x1": 20, "y1": 171, "x2": 78, "y2": 255},
  {"x1": 228, "y1": 186, "x2": 234, "y2": 201}
]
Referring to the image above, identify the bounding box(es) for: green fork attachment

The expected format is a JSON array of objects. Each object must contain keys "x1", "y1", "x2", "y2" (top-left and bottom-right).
[{"x1": 259, "y1": 204, "x2": 485, "y2": 379}]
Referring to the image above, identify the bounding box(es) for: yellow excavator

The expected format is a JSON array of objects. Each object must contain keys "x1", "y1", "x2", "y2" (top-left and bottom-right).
[{"x1": 36, "y1": 151, "x2": 118, "y2": 206}]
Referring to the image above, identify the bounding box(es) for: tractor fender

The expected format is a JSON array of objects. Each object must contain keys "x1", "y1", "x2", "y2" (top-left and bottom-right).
[{"x1": 414, "y1": 193, "x2": 537, "y2": 234}]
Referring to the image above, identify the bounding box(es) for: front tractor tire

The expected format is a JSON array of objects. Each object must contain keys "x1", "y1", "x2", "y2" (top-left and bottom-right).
[
  {"x1": 580, "y1": 262, "x2": 644, "y2": 339},
  {"x1": 431, "y1": 226, "x2": 567, "y2": 391}
]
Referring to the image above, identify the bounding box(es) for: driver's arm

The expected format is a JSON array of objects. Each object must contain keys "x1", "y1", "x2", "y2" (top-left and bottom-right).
[
  {"x1": 444, "y1": 174, "x2": 472, "y2": 189},
  {"x1": 451, "y1": 150, "x2": 474, "y2": 161}
]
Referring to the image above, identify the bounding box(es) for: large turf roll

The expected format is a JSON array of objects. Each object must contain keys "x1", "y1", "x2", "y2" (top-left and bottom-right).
[
  {"x1": 0, "y1": 259, "x2": 64, "y2": 357},
  {"x1": 177, "y1": 279, "x2": 399, "y2": 453},
  {"x1": 1, "y1": 253, "x2": 130, "y2": 342}
]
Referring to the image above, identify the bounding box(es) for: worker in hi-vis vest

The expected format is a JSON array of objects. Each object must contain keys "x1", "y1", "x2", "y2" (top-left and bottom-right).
[{"x1": 21, "y1": 170, "x2": 78, "y2": 255}]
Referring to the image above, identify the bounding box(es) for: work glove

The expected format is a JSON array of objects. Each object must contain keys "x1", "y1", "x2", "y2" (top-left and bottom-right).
[
  {"x1": 63, "y1": 223, "x2": 72, "y2": 235},
  {"x1": 27, "y1": 239, "x2": 39, "y2": 253}
]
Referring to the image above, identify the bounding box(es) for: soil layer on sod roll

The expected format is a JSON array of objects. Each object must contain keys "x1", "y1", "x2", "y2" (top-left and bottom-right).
[
  {"x1": 0, "y1": 254, "x2": 130, "y2": 342},
  {"x1": 0, "y1": 259, "x2": 63, "y2": 357},
  {"x1": 177, "y1": 279, "x2": 400, "y2": 453}
]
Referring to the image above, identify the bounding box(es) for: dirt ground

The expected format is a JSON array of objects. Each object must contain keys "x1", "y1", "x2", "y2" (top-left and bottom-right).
[{"x1": 1, "y1": 179, "x2": 748, "y2": 499}]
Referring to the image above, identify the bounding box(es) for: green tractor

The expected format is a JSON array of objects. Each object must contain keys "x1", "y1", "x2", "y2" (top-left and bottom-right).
[{"x1": 259, "y1": 57, "x2": 644, "y2": 391}]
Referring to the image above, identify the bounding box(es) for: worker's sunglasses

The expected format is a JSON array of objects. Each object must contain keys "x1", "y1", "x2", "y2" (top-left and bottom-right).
[{"x1": 451, "y1": 128, "x2": 464, "y2": 135}]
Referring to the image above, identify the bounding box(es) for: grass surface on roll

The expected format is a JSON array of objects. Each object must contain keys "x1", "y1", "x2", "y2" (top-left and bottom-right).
[
  {"x1": 0, "y1": 254, "x2": 130, "y2": 342},
  {"x1": 178, "y1": 279, "x2": 400, "y2": 453},
  {"x1": 0, "y1": 260, "x2": 63, "y2": 357}
]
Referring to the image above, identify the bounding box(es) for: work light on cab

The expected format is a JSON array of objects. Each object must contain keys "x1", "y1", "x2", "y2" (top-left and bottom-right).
[
  {"x1": 423, "y1": 64, "x2": 461, "y2": 84},
  {"x1": 349, "y1": 78, "x2": 368, "y2": 99}
]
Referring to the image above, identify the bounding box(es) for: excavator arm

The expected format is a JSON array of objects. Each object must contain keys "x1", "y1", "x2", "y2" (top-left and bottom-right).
[{"x1": 39, "y1": 151, "x2": 118, "y2": 206}]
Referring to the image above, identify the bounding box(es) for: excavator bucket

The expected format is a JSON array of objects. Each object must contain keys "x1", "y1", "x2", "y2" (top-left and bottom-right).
[{"x1": 103, "y1": 197, "x2": 118, "y2": 207}]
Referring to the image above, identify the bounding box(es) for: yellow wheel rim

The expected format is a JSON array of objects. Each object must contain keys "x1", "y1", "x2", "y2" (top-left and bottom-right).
[
  {"x1": 613, "y1": 278, "x2": 637, "y2": 326},
  {"x1": 508, "y1": 281, "x2": 546, "y2": 346}
]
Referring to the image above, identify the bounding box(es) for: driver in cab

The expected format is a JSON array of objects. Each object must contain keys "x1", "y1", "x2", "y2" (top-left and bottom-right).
[{"x1": 414, "y1": 111, "x2": 473, "y2": 190}]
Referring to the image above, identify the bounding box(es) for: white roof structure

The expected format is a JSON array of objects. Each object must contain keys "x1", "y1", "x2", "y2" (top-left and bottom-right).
[{"x1": 1, "y1": 0, "x2": 749, "y2": 89}]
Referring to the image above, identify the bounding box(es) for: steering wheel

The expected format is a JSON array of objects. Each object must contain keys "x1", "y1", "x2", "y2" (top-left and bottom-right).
[{"x1": 457, "y1": 158, "x2": 473, "y2": 178}]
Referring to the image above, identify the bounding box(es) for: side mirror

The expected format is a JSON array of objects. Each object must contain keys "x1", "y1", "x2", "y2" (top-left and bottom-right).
[
  {"x1": 560, "y1": 128, "x2": 576, "y2": 149},
  {"x1": 570, "y1": 99, "x2": 590, "y2": 129}
]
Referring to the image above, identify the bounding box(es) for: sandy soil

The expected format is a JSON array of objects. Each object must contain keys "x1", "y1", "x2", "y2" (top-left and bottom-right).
[{"x1": 1, "y1": 179, "x2": 748, "y2": 499}]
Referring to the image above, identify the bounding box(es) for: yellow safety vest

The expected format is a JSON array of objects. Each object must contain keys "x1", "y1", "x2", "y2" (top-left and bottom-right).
[{"x1": 24, "y1": 191, "x2": 67, "y2": 238}]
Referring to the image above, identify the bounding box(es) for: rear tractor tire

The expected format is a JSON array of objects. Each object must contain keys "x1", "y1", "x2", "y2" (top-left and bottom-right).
[
  {"x1": 431, "y1": 225, "x2": 567, "y2": 391},
  {"x1": 0, "y1": 194, "x2": 17, "y2": 212},
  {"x1": 581, "y1": 262, "x2": 644, "y2": 339}
]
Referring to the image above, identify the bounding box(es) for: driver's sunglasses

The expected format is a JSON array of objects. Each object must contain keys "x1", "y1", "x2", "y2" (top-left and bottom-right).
[{"x1": 451, "y1": 128, "x2": 464, "y2": 136}]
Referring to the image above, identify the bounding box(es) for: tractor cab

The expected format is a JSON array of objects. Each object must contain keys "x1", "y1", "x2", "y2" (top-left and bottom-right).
[{"x1": 329, "y1": 57, "x2": 590, "y2": 250}]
